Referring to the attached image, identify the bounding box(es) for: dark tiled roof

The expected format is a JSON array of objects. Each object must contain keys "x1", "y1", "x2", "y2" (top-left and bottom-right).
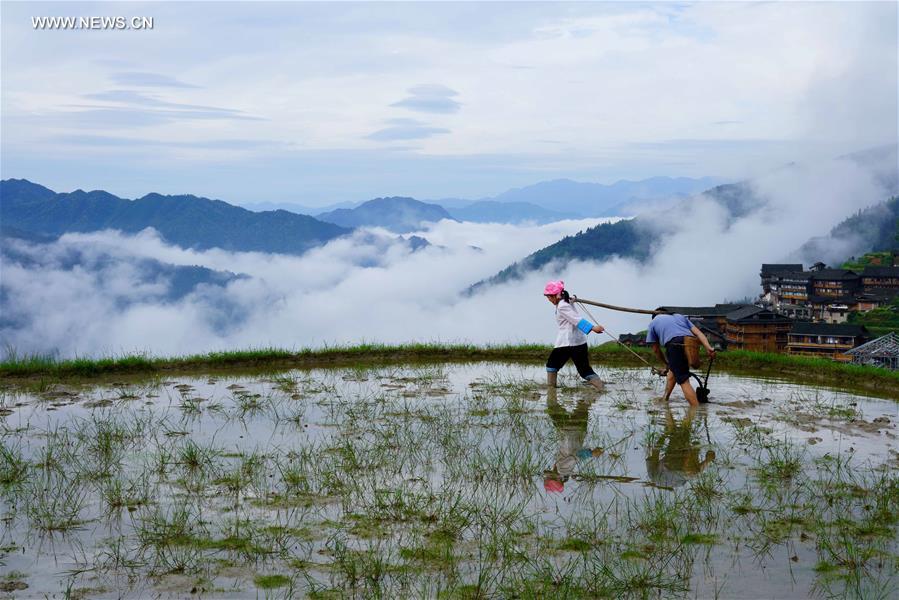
[
  {"x1": 691, "y1": 316, "x2": 722, "y2": 330},
  {"x1": 761, "y1": 264, "x2": 803, "y2": 276},
  {"x1": 726, "y1": 306, "x2": 792, "y2": 323},
  {"x1": 777, "y1": 271, "x2": 812, "y2": 281},
  {"x1": 862, "y1": 266, "x2": 899, "y2": 277},
  {"x1": 789, "y1": 322, "x2": 869, "y2": 337},
  {"x1": 726, "y1": 306, "x2": 763, "y2": 321},
  {"x1": 691, "y1": 317, "x2": 728, "y2": 341},
  {"x1": 657, "y1": 304, "x2": 749, "y2": 317},
  {"x1": 810, "y1": 269, "x2": 861, "y2": 281}
]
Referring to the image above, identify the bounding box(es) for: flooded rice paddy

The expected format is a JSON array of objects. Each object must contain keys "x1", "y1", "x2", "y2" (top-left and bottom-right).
[{"x1": 0, "y1": 363, "x2": 897, "y2": 599}]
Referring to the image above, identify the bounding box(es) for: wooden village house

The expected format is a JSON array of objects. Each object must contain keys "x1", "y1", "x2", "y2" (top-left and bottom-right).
[
  {"x1": 861, "y1": 266, "x2": 899, "y2": 291},
  {"x1": 760, "y1": 264, "x2": 803, "y2": 297},
  {"x1": 809, "y1": 269, "x2": 862, "y2": 298},
  {"x1": 787, "y1": 322, "x2": 870, "y2": 361},
  {"x1": 765, "y1": 269, "x2": 813, "y2": 318},
  {"x1": 723, "y1": 306, "x2": 794, "y2": 352}
]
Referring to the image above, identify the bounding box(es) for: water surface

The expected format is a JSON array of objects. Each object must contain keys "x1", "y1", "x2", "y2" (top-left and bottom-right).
[{"x1": 0, "y1": 363, "x2": 896, "y2": 598}]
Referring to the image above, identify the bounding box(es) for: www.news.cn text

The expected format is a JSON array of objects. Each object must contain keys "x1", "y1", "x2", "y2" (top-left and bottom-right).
[{"x1": 32, "y1": 16, "x2": 154, "y2": 30}]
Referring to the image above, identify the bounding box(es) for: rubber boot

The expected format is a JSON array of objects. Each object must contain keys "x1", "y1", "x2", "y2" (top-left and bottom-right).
[{"x1": 546, "y1": 371, "x2": 558, "y2": 388}]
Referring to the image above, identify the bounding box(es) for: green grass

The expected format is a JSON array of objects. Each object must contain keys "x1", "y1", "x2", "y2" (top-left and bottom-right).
[
  {"x1": 254, "y1": 574, "x2": 291, "y2": 589},
  {"x1": 861, "y1": 325, "x2": 899, "y2": 337},
  {"x1": 2, "y1": 342, "x2": 899, "y2": 399},
  {"x1": 841, "y1": 252, "x2": 892, "y2": 271},
  {"x1": 0, "y1": 344, "x2": 543, "y2": 378},
  {"x1": 0, "y1": 441, "x2": 29, "y2": 486}
]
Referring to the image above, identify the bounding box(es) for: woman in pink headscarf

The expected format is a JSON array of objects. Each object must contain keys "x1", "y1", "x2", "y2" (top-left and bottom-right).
[{"x1": 543, "y1": 280, "x2": 605, "y2": 391}]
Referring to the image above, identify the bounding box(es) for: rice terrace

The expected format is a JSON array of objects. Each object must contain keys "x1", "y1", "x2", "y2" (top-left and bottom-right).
[
  {"x1": 2, "y1": 1, "x2": 898, "y2": 598},
  {"x1": 0, "y1": 349, "x2": 896, "y2": 598}
]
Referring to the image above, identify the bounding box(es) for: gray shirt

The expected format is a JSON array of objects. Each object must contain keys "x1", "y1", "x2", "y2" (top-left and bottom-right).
[{"x1": 646, "y1": 314, "x2": 695, "y2": 346}]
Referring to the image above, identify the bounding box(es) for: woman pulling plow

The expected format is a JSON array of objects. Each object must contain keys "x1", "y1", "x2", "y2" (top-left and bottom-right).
[{"x1": 543, "y1": 280, "x2": 606, "y2": 391}]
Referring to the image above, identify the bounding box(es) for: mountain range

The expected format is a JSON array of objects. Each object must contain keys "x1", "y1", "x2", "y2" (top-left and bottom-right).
[
  {"x1": 469, "y1": 176, "x2": 725, "y2": 217},
  {"x1": 0, "y1": 179, "x2": 350, "y2": 255},
  {"x1": 316, "y1": 197, "x2": 455, "y2": 233},
  {"x1": 237, "y1": 176, "x2": 726, "y2": 225},
  {"x1": 4, "y1": 152, "x2": 896, "y2": 337}
]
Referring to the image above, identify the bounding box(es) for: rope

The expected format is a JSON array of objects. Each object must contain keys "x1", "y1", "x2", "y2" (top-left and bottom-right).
[
  {"x1": 573, "y1": 299, "x2": 660, "y2": 373},
  {"x1": 574, "y1": 295, "x2": 728, "y2": 342},
  {"x1": 574, "y1": 297, "x2": 664, "y2": 315}
]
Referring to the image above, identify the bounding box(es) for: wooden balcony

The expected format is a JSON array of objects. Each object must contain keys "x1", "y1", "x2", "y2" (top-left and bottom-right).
[{"x1": 787, "y1": 341, "x2": 854, "y2": 350}]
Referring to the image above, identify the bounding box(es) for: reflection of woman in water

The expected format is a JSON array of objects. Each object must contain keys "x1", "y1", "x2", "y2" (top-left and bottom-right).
[
  {"x1": 543, "y1": 388, "x2": 602, "y2": 493},
  {"x1": 645, "y1": 405, "x2": 715, "y2": 488}
]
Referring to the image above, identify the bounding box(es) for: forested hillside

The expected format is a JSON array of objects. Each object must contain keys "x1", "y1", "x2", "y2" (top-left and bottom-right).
[{"x1": 1, "y1": 179, "x2": 350, "y2": 254}]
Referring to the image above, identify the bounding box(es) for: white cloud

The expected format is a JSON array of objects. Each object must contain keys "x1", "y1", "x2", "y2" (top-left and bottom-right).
[{"x1": 0, "y1": 218, "x2": 610, "y2": 357}]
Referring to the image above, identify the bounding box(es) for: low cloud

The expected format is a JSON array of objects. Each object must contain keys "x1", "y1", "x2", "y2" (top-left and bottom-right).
[
  {"x1": 0, "y1": 219, "x2": 606, "y2": 358},
  {"x1": 82, "y1": 90, "x2": 250, "y2": 116},
  {"x1": 109, "y1": 72, "x2": 199, "y2": 88},
  {"x1": 391, "y1": 84, "x2": 462, "y2": 114},
  {"x1": 51, "y1": 134, "x2": 286, "y2": 151},
  {"x1": 367, "y1": 118, "x2": 450, "y2": 141}
]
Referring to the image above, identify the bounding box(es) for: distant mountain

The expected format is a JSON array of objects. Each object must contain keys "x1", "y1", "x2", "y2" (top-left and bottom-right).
[
  {"x1": 240, "y1": 199, "x2": 358, "y2": 215},
  {"x1": 447, "y1": 201, "x2": 579, "y2": 224},
  {"x1": 429, "y1": 197, "x2": 477, "y2": 209},
  {"x1": 404, "y1": 235, "x2": 431, "y2": 251},
  {"x1": 0, "y1": 179, "x2": 350, "y2": 255},
  {"x1": 484, "y1": 176, "x2": 725, "y2": 217},
  {"x1": 467, "y1": 219, "x2": 653, "y2": 295},
  {"x1": 238, "y1": 175, "x2": 727, "y2": 228},
  {"x1": 467, "y1": 182, "x2": 759, "y2": 293},
  {"x1": 316, "y1": 196, "x2": 455, "y2": 233},
  {"x1": 793, "y1": 196, "x2": 899, "y2": 265}
]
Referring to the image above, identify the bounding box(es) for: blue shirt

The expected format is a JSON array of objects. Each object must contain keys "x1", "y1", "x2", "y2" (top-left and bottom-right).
[{"x1": 646, "y1": 314, "x2": 695, "y2": 346}]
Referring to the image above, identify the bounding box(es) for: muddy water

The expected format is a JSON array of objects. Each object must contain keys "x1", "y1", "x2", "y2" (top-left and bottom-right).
[{"x1": 0, "y1": 363, "x2": 896, "y2": 598}]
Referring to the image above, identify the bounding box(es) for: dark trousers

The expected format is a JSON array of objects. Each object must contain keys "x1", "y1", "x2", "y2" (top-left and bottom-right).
[
  {"x1": 546, "y1": 343, "x2": 598, "y2": 380},
  {"x1": 664, "y1": 337, "x2": 691, "y2": 384}
]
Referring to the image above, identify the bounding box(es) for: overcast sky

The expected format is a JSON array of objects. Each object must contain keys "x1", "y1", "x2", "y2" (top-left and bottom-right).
[{"x1": 2, "y1": 1, "x2": 896, "y2": 206}]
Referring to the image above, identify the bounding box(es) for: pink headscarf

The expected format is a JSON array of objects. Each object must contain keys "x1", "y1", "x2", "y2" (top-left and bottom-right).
[
  {"x1": 543, "y1": 280, "x2": 564, "y2": 296},
  {"x1": 544, "y1": 478, "x2": 564, "y2": 493}
]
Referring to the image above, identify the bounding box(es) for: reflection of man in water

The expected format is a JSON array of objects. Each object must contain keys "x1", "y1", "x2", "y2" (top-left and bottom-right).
[
  {"x1": 645, "y1": 405, "x2": 716, "y2": 488},
  {"x1": 543, "y1": 388, "x2": 602, "y2": 493}
]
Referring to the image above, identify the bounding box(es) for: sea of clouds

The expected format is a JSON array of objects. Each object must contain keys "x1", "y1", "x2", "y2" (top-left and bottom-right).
[{"x1": 1, "y1": 155, "x2": 894, "y2": 359}]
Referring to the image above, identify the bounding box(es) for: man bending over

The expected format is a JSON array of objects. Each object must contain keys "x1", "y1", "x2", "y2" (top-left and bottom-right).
[{"x1": 646, "y1": 313, "x2": 716, "y2": 406}]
